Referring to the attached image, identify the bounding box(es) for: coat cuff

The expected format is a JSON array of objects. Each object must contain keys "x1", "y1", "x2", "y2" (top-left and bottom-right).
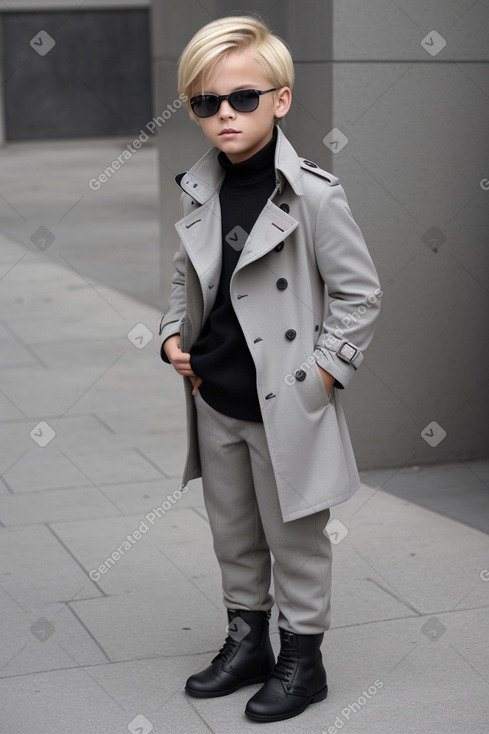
[
  {"x1": 159, "y1": 317, "x2": 182, "y2": 363},
  {"x1": 314, "y1": 335, "x2": 364, "y2": 389}
]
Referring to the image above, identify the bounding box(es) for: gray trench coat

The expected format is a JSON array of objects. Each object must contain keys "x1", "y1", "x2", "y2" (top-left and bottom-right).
[{"x1": 159, "y1": 125, "x2": 381, "y2": 522}]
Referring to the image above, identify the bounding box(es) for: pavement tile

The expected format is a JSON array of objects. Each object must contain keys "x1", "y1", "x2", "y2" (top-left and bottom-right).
[
  {"x1": 29, "y1": 337, "x2": 133, "y2": 370},
  {"x1": 0, "y1": 334, "x2": 38, "y2": 369},
  {"x1": 332, "y1": 487, "x2": 489, "y2": 616},
  {"x1": 92, "y1": 477, "x2": 204, "y2": 516},
  {"x1": 93, "y1": 402, "x2": 187, "y2": 438},
  {"x1": 0, "y1": 668, "x2": 134, "y2": 734},
  {"x1": 1, "y1": 267, "x2": 151, "y2": 348},
  {"x1": 0, "y1": 486, "x2": 126, "y2": 526},
  {"x1": 0, "y1": 524, "x2": 101, "y2": 611},
  {"x1": 50, "y1": 508, "x2": 224, "y2": 660},
  {"x1": 361, "y1": 461, "x2": 489, "y2": 534},
  {"x1": 0, "y1": 413, "x2": 112, "y2": 463},
  {"x1": 132, "y1": 434, "x2": 188, "y2": 479},
  {"x1": 52, "y1": 444, "x2": 166, "y2": 486},
  {"x1": 0, "y1": 361, "x2": 129, "y2": 418},
  {"x1": 0, "y1": 596, "x2": 108, "y2": 678},
  {"x1": 3, "y1": 444, "x2": 164, "y2": 493},
  {"x1": 0, "y1": 662, "x2": 217, "y2": 734},
  {"x1": 0, "y1": 396, "x2": 26, "y2": 422},
  {"x1": 0, "y1": 476, "x2": 204, "y2": 526},
  {"x1": 1, "y1": 445, "x2": 95, "y2": 494},
  {"x1": 0, "y1": 234, "x2": 26, "y2": 263}
]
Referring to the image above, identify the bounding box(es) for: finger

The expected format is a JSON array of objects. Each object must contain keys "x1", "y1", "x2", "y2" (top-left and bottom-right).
[
  {"x1": 172, "y1": 358, "x2": 193, "y2": 372},
  {"x1": 175, "y1": 364, "x2": 198, "y2": 377},
  {"x1": 172, "y1": 354, "x2": 193, "y2": 370}
]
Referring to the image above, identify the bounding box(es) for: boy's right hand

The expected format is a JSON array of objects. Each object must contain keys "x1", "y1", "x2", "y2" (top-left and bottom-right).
[{"x1": 163, "y1": 335, "x2": 203, "y2": 395}]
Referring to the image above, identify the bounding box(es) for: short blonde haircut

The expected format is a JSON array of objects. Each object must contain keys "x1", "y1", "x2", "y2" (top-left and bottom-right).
[{"x1": 178, "y1": 16, "x2": 295, "y2": 121}]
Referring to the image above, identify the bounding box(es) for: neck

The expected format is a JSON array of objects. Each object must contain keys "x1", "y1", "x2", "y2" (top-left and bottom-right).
[{"x1": 218, "y1": 127, "x2": 277, "y2": 187}]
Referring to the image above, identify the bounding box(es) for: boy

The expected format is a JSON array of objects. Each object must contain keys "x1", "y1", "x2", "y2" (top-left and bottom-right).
[{"x1": 159, "y1": 15, "x2": 381, "y2": 723}]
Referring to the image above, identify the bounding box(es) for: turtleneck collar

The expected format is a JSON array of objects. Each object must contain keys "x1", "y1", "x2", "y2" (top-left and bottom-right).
[{"x1": 217, "y1": 126, "x2": 277, "y2": 188}]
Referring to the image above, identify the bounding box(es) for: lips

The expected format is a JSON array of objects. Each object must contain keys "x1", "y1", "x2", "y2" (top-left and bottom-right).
[{"x1": 219, "y1": 129, "x2": 239, "y2": 135}]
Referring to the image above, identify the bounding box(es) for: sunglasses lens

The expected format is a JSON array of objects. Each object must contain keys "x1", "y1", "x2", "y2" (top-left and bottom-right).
[
  {"x1": 230, "y1": 90, "x2": 259, "y2": 112},
  {"x1": 190, "y1": 90, "x2": 262, "y2": 117},
  {"x1": 191, "y1": 95, "x2": 218, "y2": 118}
]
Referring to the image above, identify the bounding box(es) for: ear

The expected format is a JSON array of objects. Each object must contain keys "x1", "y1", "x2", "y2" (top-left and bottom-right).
[{"x1": 274, "y1": 86, "x2": 292, "y2": 119}]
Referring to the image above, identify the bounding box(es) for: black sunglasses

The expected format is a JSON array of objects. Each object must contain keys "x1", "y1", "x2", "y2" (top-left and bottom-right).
[{"x1": 190, "y1": 88, "x2": 279, "y2": 118}]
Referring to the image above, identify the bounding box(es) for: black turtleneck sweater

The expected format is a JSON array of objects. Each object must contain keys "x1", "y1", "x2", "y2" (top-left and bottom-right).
[{"x1": 189, "y1": 128, "x2": 278, "y2": 421}]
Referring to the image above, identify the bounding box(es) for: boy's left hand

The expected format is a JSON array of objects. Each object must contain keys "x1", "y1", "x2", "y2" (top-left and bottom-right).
[{"x1": 317, "y1": 364, "x2": 335, "y2": 396}]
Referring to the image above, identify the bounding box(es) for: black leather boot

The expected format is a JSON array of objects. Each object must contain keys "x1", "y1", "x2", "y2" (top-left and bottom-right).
[
  {"x1": 185, "y1": 609, "x2": 275, "y2": 698},
  {"x1": 245, "y1": 627, "x2": 328, "y2": 721}
]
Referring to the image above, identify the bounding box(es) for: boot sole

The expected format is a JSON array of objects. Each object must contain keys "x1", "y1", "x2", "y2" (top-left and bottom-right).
[
  {"x1": 245, "y1": 684, "x2": 328, "y2": 722},
  {"x1": 185, "y1": 673, "x2": 272, "y2": 699}
]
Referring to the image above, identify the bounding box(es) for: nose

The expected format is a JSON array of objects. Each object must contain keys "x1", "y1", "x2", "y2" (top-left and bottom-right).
[{"x1": 218, "y1": 100, "x2": 236, "y2": 120}]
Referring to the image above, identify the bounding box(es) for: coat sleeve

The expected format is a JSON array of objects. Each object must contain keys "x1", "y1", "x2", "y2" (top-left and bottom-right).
[
  {"x1": 313, "y1": 182, "x2": 382, "y2": 389},
  {"x1": 158, "y1": 192, "x2": 189, "y2": 363}
]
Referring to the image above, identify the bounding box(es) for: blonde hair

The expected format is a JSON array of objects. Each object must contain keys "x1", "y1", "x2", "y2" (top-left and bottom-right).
[{"x1": 178, "y1": 15, "x2": 294, "y2": 120}]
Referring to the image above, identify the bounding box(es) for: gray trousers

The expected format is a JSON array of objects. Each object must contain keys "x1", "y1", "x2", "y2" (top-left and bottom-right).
[{"x1": 194, "y1": 391, "x2": 333, "y2": 635}]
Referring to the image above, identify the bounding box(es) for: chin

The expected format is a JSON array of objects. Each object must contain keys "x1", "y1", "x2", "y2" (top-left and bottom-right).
[{"x1": 217, "y1": 139, "x2": 246, "y2": 153}]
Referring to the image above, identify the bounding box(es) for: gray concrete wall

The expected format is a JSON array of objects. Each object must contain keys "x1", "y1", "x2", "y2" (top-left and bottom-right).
[
  {"x1": 329, "y1": 0, "x2": 489, "y2": 468},
  {"x1": 151, "y1": 0, "x2": 489, "y2": 470}
]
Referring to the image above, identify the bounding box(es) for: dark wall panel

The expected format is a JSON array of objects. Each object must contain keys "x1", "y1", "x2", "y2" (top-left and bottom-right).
[{"x1": 2, "y1": 9, "x2": 152, "y2": 141}]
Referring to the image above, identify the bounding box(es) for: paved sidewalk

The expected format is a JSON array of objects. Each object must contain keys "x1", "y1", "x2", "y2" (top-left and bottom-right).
[
  {"x1": 0, "y1": 137, "x2": 161, "y2": 309},
  {"x1": 1, "y1": 230, "x2": 488, "y2": 733}
]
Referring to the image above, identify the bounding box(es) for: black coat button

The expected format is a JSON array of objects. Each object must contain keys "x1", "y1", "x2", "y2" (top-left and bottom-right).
[
  {"x1": 280, "y1": 203, "x2": 290, "y2": 213},
  {"x1": 285, "y1": 329, "x2": 297, "y2": 341},
  {"x1": 276, "y1": 278, "x2": 288, "y2": 290},
  {"x1": 274, "y1": 242, "x2": 284, "y2": 252},
  {"x1": 295, "y1": 369, "x2": 307, "y2": 381}
]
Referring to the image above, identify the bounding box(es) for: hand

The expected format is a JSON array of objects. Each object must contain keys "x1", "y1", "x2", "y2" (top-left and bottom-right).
[
  {"x1": 163, "y1": 335, "x2": 203, "y2": 394},
  {"x1": 317, "y1": 364, "x2": 334, "y2": 396}
]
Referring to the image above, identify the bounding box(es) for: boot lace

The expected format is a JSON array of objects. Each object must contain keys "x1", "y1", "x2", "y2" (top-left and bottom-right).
[
  {"x1": 271, "y1": 649, "x2": 295, "y2": 682},
  {"x1": 212, "y1": 634, "x2": 239, "y2": 665}
]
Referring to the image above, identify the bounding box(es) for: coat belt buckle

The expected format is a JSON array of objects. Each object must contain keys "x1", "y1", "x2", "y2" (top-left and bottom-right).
[{"x1": 337, "y1": 341, "x2": 358, "y2": 363}]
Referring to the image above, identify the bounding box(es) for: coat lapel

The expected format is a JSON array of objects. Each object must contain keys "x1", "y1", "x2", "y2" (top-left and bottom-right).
[
  {"x1": 175, "y1": 194, "x2": 223, "y2": 324},
  {"x1": 235, "y1": 200, "x2": 298, "y2": 272}
]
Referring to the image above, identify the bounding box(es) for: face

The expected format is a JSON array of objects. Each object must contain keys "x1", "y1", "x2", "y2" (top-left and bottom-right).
[{"x1": 191, "y1": 49, "x2": 291, "y2": 163}]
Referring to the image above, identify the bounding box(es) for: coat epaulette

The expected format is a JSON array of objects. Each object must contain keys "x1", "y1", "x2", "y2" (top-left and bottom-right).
[{"x1": 299, "y1": 158, "x2": 339, "y2": 186}]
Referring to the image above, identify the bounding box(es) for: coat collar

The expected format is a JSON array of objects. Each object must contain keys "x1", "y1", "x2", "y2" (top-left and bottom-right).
[{"x1": 176, "y1": 125, "x2": 304, "y2": 204}]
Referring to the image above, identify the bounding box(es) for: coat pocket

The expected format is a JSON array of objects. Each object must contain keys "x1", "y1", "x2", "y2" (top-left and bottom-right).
[
  {"x1": 292, "y1": 340, "x2": 331, "y2": 413},
  {"x1": 311, "y1": 361, "x2": 332, "y2": 405}
]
